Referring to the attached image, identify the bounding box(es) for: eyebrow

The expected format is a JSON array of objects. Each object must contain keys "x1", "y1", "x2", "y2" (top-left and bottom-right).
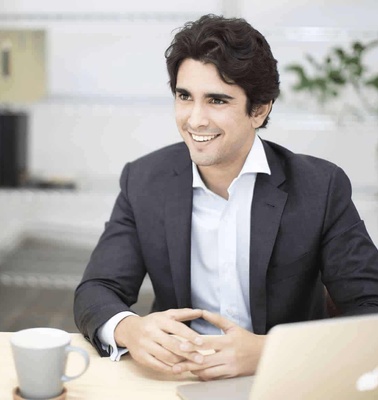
[{"x1": 175, "y1": 87, "x2": 235, "y2": 101}]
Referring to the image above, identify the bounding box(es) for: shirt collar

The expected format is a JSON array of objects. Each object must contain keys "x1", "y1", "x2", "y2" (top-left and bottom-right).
[{"x1": 192, "y1": 135, "x2": 271, "y2": 189}]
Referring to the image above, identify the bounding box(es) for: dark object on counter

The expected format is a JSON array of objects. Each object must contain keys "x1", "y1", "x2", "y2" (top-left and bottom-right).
[
  {"x1": 0, "y1": 111, "x2": 28, "y2": 187},
  {"x1": 25, "y1": 178, "x2": 76, "y2": 190}
]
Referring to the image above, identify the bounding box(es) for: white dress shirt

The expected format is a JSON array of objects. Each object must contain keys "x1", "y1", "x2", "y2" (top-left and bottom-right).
[
  {"x1": 98, "y1": 135, "x2": 270, "y2": 359},
  {"x1": 190, "y1": 135, "x2": 271, "y2": 334}
]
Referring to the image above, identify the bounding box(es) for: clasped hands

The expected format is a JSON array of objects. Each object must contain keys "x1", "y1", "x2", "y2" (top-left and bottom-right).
[{"x1": 114, "y1": 308, "x2": 265, "y2": 380}]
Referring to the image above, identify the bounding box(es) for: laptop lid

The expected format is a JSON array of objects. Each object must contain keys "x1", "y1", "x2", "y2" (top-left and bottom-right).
[
  {"x1": 177, "y1": 314, "x2": 378, "y2": 400},
  {"x1": 250, "y1": 313, "x2": 378, "y2": 399}
]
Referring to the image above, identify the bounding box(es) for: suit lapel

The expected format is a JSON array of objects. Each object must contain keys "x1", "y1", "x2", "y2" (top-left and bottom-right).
[
  {"x1": 162, "y1": 140, "x2": 288, "y2": 327},
  {"x1": 164, "y1": 150, "x2": 193, "y2": 309},
  {"x1": 249, "y1": 140, "x2": 288, "y2": 334}
]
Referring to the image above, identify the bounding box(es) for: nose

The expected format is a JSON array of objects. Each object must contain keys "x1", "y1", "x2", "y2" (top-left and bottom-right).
[{"x1": 187, "y1": 103, "x2": 209, "y2": 130}]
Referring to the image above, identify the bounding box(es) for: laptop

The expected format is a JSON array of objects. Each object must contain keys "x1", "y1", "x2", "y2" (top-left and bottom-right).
[{"x1": 177, "y1": 314, "x2": 378, "y2": 400}]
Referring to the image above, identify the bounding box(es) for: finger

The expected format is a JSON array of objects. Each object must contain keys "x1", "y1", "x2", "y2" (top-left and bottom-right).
[
  {"x1": 172, "y1": 351, "x2": 224, "y2": 374},
  {"x1": 170, "y1": 334, "x2": 224, "y2": 353},
  {"x1": 139, "y1": 352, "x2": 175, "y2": 374},
  {"x1": 178, "y1": 341, "x2": 216, "y2": 356},
  {"x1": 130, "y1": 332, "x2": 186, "y2": 366},
  {"x1": 201, "y1": 310, "x2": 236, "y2": 333},
  {"x1": 192, "y1": 365, "x2": 233, "y2": 381},
  {"x1": 170, "y1": 335, "x2": 209, "y2": 353},
  {"x1": 162, "y1": 318, "x2": 204, "y2": 346},
  {"x1": 157, "y1": 334, "x2": 205, "y2": 364},
  {"x1": 196, "y1": 334, "x2": 229, "y2": 352},
  {"x1": 166, "y1": 308, "x2": 203, "y2": 322},
  {"x1": 170, "y1": 335, "x2": 194, "y2": 349},
  {"x1": 172, "y1": 360, "x2": 206, "y2": 374},
  {"x1": 147, "y1": 341, "x2": 186, "y2": 365}
]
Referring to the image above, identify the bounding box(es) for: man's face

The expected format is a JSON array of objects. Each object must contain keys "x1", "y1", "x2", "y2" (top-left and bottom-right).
[{"x1": 175, "y1": 58, "x2": 257, "y2": 171}]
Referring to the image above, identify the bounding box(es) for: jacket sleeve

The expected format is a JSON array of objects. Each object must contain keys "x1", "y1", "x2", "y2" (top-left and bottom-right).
[
  {"x1": 320, "y1": 166, "x2": 378, "y2": 315},
  {"x1": 74, "y1": 163, "x2": 147, "y2": 355}
]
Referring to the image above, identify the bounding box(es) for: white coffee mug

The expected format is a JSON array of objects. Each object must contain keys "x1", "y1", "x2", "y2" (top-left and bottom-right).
[{"x1": 11, "y1": 328, "x2": 90, "y2": 399}]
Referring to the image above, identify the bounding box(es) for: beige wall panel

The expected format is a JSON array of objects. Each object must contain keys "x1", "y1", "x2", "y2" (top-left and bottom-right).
[{"x1": 0, "y1": 30, "x2": 46, "y2": 103}]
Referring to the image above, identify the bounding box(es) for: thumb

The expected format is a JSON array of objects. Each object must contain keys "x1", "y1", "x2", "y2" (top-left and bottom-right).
[{"x1": 201, "y1": 310, "x2": 236, "y2": 333}]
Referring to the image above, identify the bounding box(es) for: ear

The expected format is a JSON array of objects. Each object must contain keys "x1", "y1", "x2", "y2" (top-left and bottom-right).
[{"x1": 250, "y1": 101, "x2": 272, "y2": 129}]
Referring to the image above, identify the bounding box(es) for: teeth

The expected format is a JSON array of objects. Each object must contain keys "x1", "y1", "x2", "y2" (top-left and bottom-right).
[{"x1": 191, "y1": 134, "x2": 218, "y2": 142}]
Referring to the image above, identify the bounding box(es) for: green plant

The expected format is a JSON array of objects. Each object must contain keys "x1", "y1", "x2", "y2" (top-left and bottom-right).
[{"x1": 285, "y1": 40, "x2": 378, "y2": 114}]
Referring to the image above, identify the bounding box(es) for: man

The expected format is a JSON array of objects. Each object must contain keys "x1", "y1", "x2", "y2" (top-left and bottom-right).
[{"x1": 74, "y1": 14, "x2": 378, "y2": 381}]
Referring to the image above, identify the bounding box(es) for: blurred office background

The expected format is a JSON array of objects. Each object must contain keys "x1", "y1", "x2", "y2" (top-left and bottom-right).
[{"x1": 0, "y1": 0, "x2": 377, "y2": 332}]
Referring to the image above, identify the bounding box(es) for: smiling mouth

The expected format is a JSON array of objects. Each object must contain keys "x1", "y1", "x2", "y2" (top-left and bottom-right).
[{"x1": 190, "y1": 133, "x2": 221, "y2": 142}]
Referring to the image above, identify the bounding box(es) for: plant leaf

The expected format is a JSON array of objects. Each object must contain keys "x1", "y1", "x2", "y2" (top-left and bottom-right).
[{"x1": 365, "y1": 75, "x2": 378, "y2": 89}]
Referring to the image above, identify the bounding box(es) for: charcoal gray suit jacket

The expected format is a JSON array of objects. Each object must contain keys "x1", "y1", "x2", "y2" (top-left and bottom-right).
[{"x1": 74, "y1": 139, "x2": 378, "y2": 355}]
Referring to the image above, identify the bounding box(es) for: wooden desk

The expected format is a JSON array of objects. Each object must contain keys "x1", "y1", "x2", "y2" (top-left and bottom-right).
[{"x1": 0, "y1": 332, "x2": 197, "y2": 400}]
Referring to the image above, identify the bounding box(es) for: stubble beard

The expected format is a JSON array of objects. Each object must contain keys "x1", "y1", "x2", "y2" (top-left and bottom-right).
[
  {"x1": 189, "y1": 149, "x2": 221, "y2": 167},
  {"x1": 181, "y1": 124, "x2": 224, "y2": 167}
]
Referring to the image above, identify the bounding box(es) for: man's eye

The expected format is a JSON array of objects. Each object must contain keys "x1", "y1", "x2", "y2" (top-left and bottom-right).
[
  {"x1": 210, "y1": 98, "x2": 225, "y2": 105},
  {"x1": 178, "y1": 93, "x2": 190, "y2": 101}
]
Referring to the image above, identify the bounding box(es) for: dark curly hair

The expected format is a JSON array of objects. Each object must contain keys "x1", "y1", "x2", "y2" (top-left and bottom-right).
[{"x1": 165, "y1": 14, "x2": 280, "y2": 128}]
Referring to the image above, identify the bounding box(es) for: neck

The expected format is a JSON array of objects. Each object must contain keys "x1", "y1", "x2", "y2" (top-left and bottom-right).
[{"x1": 197, "y1": 150, "x2": 250, "y2": 200}]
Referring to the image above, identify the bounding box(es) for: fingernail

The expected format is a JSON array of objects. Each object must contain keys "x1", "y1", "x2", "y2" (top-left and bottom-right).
[
  {"x1": 194, "y1": 354, "x2": 203, "y2": 364},
  {"x1": 194, "y1": 337, "x2": 203, "y2": 345}
]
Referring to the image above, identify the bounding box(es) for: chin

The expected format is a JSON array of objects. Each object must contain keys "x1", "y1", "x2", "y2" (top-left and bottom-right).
[{"x1": 190, "y1": 153, "x2": 218, "y2": 167}]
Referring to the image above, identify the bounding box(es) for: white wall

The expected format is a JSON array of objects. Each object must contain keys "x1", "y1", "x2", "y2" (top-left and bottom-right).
[
  {"x1": 0, "y1": 0, "x2": 377, "y2": 249},
  {"x1": 28, "y1": 102, "x2": 178, "y2": 189},
  {"x1": 0, "y1": 0, "x2": 221, "y2": 14},
  {"x1": 1, "y1": 0, "x2": 376, "y2": 190},
  {"x1": 0, "y1": 0, "x2": 225, "y2": 191},
  {"x1": 239, "y1": 0, "x2": 378, "y2": 188}
]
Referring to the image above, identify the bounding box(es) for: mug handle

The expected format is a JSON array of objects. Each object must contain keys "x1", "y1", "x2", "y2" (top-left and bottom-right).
[{"x1": 62, "y1": 345, "x2": 90, "y2": 382}]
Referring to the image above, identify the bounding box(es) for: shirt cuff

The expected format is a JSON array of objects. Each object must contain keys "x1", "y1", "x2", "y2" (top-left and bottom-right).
[{"x1": 97, "y1": 311, "x2": 138, "y2": 361}]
